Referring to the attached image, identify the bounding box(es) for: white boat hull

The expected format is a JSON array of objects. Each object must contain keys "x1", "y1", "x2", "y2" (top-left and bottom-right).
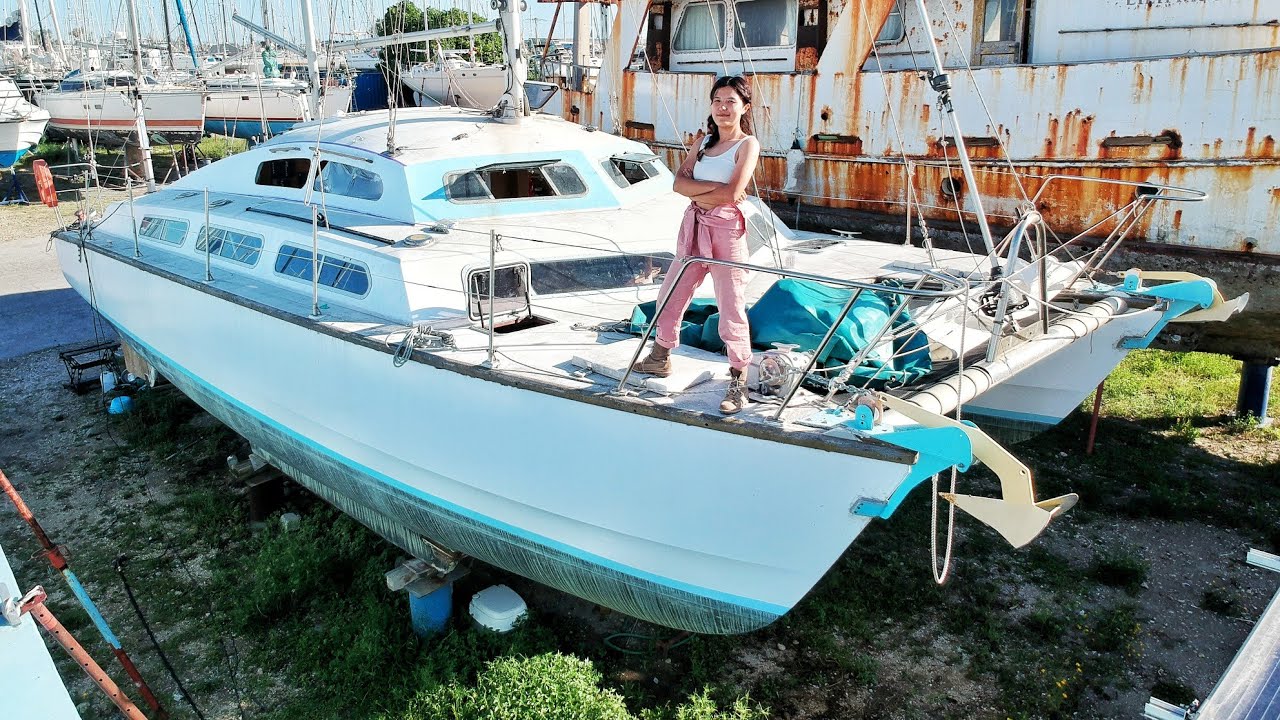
[
  {"x1": 55, "y1": 237, "x2": 920, "y2": 634},
  {"x1": 401, "y1": 66, "x2": 508, "y2": 109},
  {"x1": 203, "y1": 84, "x2": 353, "y2": 139},
  {"x1": 35, "y1": 88, "x2": 205, "y2": 145},
  {"x1": 0, "y1": 115, "x2": 48, "y2": 168}
]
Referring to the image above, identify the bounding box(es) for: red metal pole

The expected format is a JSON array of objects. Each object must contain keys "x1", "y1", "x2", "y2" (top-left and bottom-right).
[
  {"x1": 1, "y1": 469, "x2": 170, "y2": 719},
  {"x1": 1086, "y1": 381, "x2": 1105, "y2": 455},
  {"x1": 18, "y1": 586, "x2": 150, "y2": 720}
]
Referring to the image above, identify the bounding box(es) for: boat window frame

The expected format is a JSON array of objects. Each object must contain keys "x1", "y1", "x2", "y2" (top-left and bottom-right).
[
  {"x1": 671, "y1": 0, "x2": 729, "y2": 53},
  {"x1": 137, "y1": 215, "x2": 190, "y2": 246},
  {"x1": 194, "y1": 225, "x2": 265, "y2": 267},
  {"x1": 601, "y1": 153, "x2": 662, "y2": 189},
  {"x1": 464, "y1": 261, "x2": 533, "y2": 326},
  {"x1": 730, "y1": 0, "x2": 798, "y2": 50},
  {"x1": 313, "y1": 159, "x2": 385, "y2": 201},
  {"x1": 255, "y1": 157, "x2": 313, "y2": 189},
  {"x1": 443, "y1": 160, "x2": 590, "y2": 204},
  {"x1": 875, "y1": 5, "x2": 906, "y2": 45},
  {"x1": 273, "y1": 243, "x2": 373, "y2": 298}
]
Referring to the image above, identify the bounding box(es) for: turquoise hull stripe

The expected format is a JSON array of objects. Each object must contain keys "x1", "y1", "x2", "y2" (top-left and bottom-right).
[
  {"x1": 962, "y1": 405, "x2": 1060, "y2": 426},
  {"x1": 205, "y1": 119, "x2": 298, "y2": 140},
  {"x1": 0, "y1": 147, "x2": 28, "y2": 169},
  {"x1": 100, "y1": 311, "x2": 788, "y2": 617}
]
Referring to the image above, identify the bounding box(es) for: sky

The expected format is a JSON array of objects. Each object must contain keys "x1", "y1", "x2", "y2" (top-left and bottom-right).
[{"x1": 4, "y1": 0, "x2": 609, "y2": 50}]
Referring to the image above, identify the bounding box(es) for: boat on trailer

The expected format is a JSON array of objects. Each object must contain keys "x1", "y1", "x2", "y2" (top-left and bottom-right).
[{"x1": 50, "y1": 3, "x2": 1244, "y2": 634}]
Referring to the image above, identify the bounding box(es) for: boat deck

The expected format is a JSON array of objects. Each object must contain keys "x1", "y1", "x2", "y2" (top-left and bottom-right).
[{"x1": 0, "y1": 542, "x2": 80, "y2": 719}]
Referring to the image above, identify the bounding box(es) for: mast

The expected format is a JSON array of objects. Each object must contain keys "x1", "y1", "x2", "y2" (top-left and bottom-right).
[
  {"x1": 162, "y1": 0, "x2": 176, "y2": 70},
  {"x1": 175, "y1": 0, "x2": 201, "y2": 71},
  {"x1": 47, "y1": 0, "x2": 68, "y2": 66},
  {"x1": 17, "y1": 0, "x2": 32, "y2": 57},
  {"x1": 910, "y1": 0, "x2": 997, "y2": 266},
  {"x1": 572, "y1": 1, "x2": 589, "y2": 91},
  {"x1": 298, "y1": 0, "x2": 322, "y2": 119},
  {"x1": 495, "y1": 0, "x2": 525, "y2": 122},
  {"x1": 124, "y1": 0, "x2": 157, "y2": 191}
]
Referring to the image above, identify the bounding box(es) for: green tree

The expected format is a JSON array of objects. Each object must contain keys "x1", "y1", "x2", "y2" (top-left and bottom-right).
[{"x1": 374, "y1": 1, "x2": 504, "y2": 69}]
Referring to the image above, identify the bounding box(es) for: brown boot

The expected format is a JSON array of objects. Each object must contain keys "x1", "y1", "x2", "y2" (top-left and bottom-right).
[
  {"x1": 631, "y1": 343, "x2": 673, "y2": 377},
  {"x1": 720, "y1": 368, "x2": 748, "y2": 415}
]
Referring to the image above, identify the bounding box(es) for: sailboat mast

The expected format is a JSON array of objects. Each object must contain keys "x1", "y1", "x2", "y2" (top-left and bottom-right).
[
  {"x1": 298, "y1": 0, "x2": 322, "y2": 119},
  {"x1": 124, "y1": 0, "x2": 157, "y2": 191},
  {"x1": 174, "y1": 0, "x2": 201, "y2": 71},
  {"x1": 47, "y1": 0, "x2": 68, "y2": 66},
  {"x1": 16, "y1": 0, "x2": 32, "y2": 57},
  {"x1": 910, "y1": 0, "x2": 997, "y2": 265},
  {"x1": 162, "y1": 0, "x2": 176, "y2": 70},
  {"x1": 495, "y1": 0, "x2": 525, "y2": 121}
]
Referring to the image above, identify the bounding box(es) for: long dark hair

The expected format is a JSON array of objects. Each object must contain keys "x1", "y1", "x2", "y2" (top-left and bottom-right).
[{"x1": 699, "y1": 75, "x2": 753, "y2": 160}]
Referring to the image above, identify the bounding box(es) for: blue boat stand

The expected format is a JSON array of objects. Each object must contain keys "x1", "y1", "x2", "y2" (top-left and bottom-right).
[{"x1": 387, "y1": 559, "x2": 469, "y2": 636}]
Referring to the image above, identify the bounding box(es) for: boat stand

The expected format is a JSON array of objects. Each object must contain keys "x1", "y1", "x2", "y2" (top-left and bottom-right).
[
  {"x1": 386, "y1": 553, "x2": 469, "y2": 636},
  {"x1": 56, "y1": 340, "x2": 121, "y2": 394},
  {"x1": 0, "y1": 169, "x2": 29, "y2": 206},
  {"x1": 1236, "y1": 358, "x2": 1276, "y2": 427}
]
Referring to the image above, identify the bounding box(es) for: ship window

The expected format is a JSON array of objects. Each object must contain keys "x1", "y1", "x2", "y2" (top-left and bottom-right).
[
  {"x1": 196, "y1": 226, "x2": 264, "y2": 266},
  {"x1": 466, "y1": 263, "x2": 532, "y2": 326},
  {"x1": 876, "y1": 6, "x2": 905, "y2": 44},
  {"x1": 602, "y1": 154, "x2": 661, "y2": 188},
  {"x1": 732, "y1": 0, "x2": 795, "y2": 48},
  {"x1": 314, "y1": 160, "x2": 384, "y2": 201},
  {"x1": 138, "y1": 216, "x2": 189, "y2": 245},
  {"x1": 255, "y1": 158, "x2": 312, "y2": 189},
  {"x1": 444, "y1": 161, "x2": 588, "y2": 202},
  {"x1": 673, "y1": 2, "x2": 726, "y2": 51},
  {"x1": 274, "y1": 244, "x2": 371, "y2": 296},
  {"x1": 982, "y1": 0, "x2": 1019, "y2": 42},
  {"x1": 531, "y1": 253, "x2": 675, "y2": 295}
]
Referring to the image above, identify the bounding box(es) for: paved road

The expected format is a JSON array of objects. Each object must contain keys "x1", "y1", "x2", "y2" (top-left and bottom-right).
[{"x1": 0, "y1": 233, "x2": 112, "y2": 362}]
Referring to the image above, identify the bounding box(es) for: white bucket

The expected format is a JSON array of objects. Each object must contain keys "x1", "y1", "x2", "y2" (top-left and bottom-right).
[{"x1": 468, "y1": 585, "x2": 527, "y2": 633}]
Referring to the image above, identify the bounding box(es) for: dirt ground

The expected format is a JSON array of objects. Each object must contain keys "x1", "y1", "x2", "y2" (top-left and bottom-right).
[{"x1": 1, "y1": 200, "x2": 1277, "y2": 719}]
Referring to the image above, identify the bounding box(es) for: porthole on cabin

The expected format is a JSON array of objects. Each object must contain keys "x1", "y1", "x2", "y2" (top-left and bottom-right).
[
  {"x1": 444, "y1": 160, "x2": 588, "y2": 203},
  {"x1": 255, "y1": 158, "x2": 311, "y2": 189},
  {"x1": 601, "y1": 153, "x2": 662, "y2": 188},
  {"x1": 466, "y1": 263, "x2": 552, "y2": 332},
  {"x1": 195, "y1": 226, "x2": 265, "y2": 266},
  {"x1": 314, "y1": 160, "x2": 384, "y2": 201},
  {"x1": 274, "y1": 244, "x2": 372, "y2": 296},
  {"x1": 530, "y1": 253, "x2": 675, "y2": 295},
  {"x1": 138, "y1": 216, "x2": 189, "y2": 245}
]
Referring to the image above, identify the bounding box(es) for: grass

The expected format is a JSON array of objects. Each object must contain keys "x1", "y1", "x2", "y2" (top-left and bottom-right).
[{"x1": 45, "y1": 349, "x2": 1279, "y2": 719}]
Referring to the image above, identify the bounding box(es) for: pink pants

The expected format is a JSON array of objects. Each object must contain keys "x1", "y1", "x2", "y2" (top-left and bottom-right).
[{"x1": 654, "y1": 203, "x2": 753, "y2": 370}]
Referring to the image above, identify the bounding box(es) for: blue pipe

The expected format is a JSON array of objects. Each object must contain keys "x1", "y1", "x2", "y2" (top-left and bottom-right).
[
  {"x1": 175, "y1": 0, "x2": 199, "y2": 71},
  {"x1": 63, "y1": 569, "x2": 123, "y2": 649}
]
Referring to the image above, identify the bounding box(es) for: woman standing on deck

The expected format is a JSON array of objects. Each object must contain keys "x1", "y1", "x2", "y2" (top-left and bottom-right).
[{"x1": 632, "y1": 75, "x2": 761, "y2": 415}]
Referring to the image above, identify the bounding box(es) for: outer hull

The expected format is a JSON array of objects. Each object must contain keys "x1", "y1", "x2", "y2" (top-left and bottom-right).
[
  {"x1": 36, "y1": 88, "x2": 205, "y2": 146},
  {"x1": 0, "y1": 114, "x2": 47, "y2": 168},
  {"x1": 56, "y1": 236, "x2": 917, "y2": 634},
  {"x1": 401, "y1": 66, "x2": 508, "y2": 109},
  {"x1": 203, "y1": 85, "x2": 353, "y2": 140}
]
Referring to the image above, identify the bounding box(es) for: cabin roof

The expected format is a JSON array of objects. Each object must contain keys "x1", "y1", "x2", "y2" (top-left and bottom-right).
[{"x1": 262, "y1": 107, "x2": 639, "y2": 167}]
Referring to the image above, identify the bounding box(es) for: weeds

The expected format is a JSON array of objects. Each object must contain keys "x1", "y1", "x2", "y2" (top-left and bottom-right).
[{"x1": 1087, "y1": 547, "x2": 1149, "y2": 595}]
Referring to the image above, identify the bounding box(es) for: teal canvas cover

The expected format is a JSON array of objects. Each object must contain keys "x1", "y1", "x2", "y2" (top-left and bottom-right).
[{"x1": 629, "y1": 279, "x2": 932, "y2": 387}]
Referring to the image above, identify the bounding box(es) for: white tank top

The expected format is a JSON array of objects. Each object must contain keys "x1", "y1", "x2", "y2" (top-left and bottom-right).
[{"x1": 693, "y1": 137, "x2": 748, "y2": 184}]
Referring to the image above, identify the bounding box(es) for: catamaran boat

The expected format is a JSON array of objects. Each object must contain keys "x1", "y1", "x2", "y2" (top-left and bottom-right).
[
  {"x1": 49, "y1": 2, "x2": 1244, "y2": 634},
  {"x1": 35, "y1": 70, "x2": 204, "y2": 146},
  {"x1": 203, "y1": 75, "x2": 353, "y2": 140},
  {"x1": 402, "y1": 48, "x2": 508, "y2": 108},
  {"x1": 0, "y1": 77, "x2": 47, "y2": 168},
  {"x1": 556, "y1": 0, "x2": 1280, "y2": 363}
]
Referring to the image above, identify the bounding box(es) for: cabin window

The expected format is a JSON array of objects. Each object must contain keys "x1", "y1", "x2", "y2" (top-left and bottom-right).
[
  {"x1": 466, "y1": 263, "x2": 532, "y2": 326},
  {"x1": 195, "y1": 226, "x2": 264, "y2": 266},
  {"x1": 138, "y1": 216, "x2": 189, "y2": 245},
  {"x1": 733, "y1": 0, "x2": 795, "y2": 48},
  {"x1": 531, "y1": 253, "x2": 675, "y2": 295},
  {"x1": 314, "y1": 160, "x2": 384, "y2": 201},
  {"x1": 982, "y1": 0, "x2": 1019, "y2": 42},
  {"x1": 876, "y1": 6, "x2": 905, "y2": 44},
  {"x1": 444, "y1": 161, "x2": 588, "y2": 202},
  {"x1": 602, "y1": 154, "x2": 661, "y2": 188},
  {"x1": 274, "y1": 245, "x2": 371, "y2": 296},
  {"x1": 255, "y1": 158, "x2": 312, "y2": 189},
  {"x1": 673, "y1": 2, "x2": 726, "y2": 51}
]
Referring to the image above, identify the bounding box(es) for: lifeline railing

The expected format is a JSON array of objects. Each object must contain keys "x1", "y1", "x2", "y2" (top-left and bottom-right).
[{"x1": 613, "y1": 259, "x2": 973, "y2": 421}]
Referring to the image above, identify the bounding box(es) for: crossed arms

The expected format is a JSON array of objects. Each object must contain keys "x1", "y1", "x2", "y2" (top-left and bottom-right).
[{"x1": 672, "y1": 133, "x2": 761, "y2": 207}]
